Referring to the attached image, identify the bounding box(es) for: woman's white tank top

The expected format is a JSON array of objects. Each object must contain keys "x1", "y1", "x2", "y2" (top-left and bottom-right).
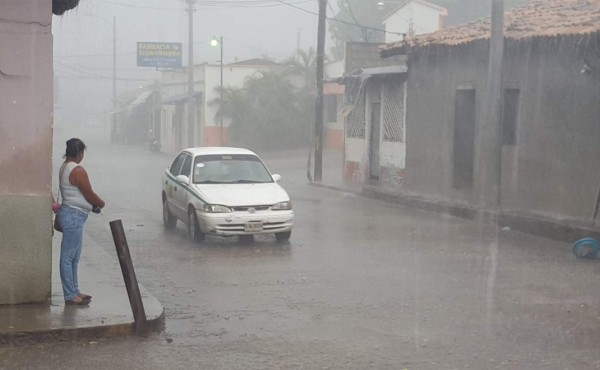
[{"x1": 59, "y1": 162, "x2": 92, "y2": 213}]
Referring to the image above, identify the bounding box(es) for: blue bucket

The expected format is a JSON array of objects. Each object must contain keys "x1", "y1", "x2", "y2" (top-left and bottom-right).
[{"x1": 572, "y1": 238, "x2": 600, "y2": 259}]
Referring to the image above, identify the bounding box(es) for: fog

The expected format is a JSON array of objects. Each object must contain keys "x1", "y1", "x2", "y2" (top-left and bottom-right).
[{"x1": 52, "y1": 0, "x2": 321, "y2": 128}]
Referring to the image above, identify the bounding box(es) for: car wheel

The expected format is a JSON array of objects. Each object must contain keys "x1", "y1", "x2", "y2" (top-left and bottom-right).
[
  {"x1": 239, "y1": 235, "x2": 254, "y2": 244},
  {"x1": 188, "y1": 209, "x2": 205, "y2": 243},
  {"x1": 275, "y1": 231, "x2": 291, "y2": 243},
  {"x1": 162, "y1": 197, "x2": 177, "y2": 230}
]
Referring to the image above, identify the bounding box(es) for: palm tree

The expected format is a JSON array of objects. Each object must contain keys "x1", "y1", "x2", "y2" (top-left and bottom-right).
[
  {"x1": 283, "y1": 48, "x2": 317, "y2": 91},
  {"x1": 209, "y1": 70, "x2": 313, "y2": 150}
]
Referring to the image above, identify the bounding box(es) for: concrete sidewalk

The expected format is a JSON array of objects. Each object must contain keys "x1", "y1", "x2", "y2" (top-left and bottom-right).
[
  {"x1": 0, "y1": 230, "x2": 164, "y2": 346},
  {"x1": 313, "y1": 149, "x2": 600, "y2": 243}
]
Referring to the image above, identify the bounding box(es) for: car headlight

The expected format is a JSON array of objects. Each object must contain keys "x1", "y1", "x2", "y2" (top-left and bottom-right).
[
  {"x1": 271, "y1": 201, "x2": 292, "y2": 210},
  {"x1": 202, "y1": 204, "x2": 232, "y2": 213}
]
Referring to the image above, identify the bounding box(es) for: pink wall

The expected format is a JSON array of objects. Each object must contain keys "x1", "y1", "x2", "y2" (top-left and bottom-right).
[{"x1": 0, "y1": 0, "x2": 53, "y2": 196}]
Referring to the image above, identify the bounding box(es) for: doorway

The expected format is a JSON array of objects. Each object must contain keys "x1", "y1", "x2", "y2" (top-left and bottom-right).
[{"x1": 369, "y1": 102, "x2": 381, "y2": 181}]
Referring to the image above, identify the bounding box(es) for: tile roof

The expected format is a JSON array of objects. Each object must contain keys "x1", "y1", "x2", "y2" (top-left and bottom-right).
[{"x1": 381, "y1": 0, "x2": 600, "y2": 56}]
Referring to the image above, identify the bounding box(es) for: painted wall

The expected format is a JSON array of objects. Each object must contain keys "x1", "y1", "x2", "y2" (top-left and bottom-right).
[
  {"x1": 403, "y1": 44, "x2": 487, "y2": 205},
  {"x1": 0, "y1": 0, "x2": 53, "y2": 304},
  {"x1": 344, "y1": 138, "x2": 367, "y2": 182},
  {"x1": 403, "y1": 38, "x2": 600, "y2": 223}
]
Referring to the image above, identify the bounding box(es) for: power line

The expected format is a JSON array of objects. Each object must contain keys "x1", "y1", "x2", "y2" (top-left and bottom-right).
[
  {"x1": 274, "y1": 0, "x2": 432, "y2": 36},
  {"x1": 272, "y1": 0, "x2": 404, "y2": 36},
  {"x1": 98, "y1": 0, "x2": 312, "y2": 10},
  {"x1": 54, "y1": 13, "x2": 183, "y2": 58},
  {"x1": 54, "y1": 60, "x2": 154, "y2": 82}
]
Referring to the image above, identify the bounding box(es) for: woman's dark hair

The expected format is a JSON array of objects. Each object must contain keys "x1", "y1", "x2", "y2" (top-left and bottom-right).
[{"x1": 65, "y1": 138, "x2": 86, "y2": 158}]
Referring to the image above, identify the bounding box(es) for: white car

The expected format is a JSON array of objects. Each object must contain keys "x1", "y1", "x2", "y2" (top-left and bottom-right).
[{"x1": 161, "y1": 147, "x2": 294, "y2": 243}]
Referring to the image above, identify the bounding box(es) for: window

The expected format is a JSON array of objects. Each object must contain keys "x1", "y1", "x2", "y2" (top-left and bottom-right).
[
  {"x1": 193, "y1": 154, "x2": 272, "y2": 184},
  {"x1": 169, "y1": 153, "x2": 186, "y2": 176},
  {"x1": 502, "y1": 88, "x2": 520, "y2": 146},
  {"x1": 180, "y1": 155, "x2": 192, "y2": 177},
  {"x1": 453, "y1": 89, "x2": 476, "y2": 190}
]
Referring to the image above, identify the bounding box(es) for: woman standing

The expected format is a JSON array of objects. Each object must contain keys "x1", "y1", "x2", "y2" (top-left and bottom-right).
[{"x1": 57, "y1": 138, "x2": 105, "y2": 305}]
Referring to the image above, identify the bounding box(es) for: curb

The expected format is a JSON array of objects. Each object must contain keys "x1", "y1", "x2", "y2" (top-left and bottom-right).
[
  {"x1": 0, "y1": 307, "x2": 164, "y2": 346},
  {"x1": 312, "y1": 181, "x2": 600, "y2": 243}
]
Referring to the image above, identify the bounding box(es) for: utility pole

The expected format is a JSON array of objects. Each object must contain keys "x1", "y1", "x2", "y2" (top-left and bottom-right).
[
  {"x1": 219, "y1": 36, "x2": 223, "y2": 146},
  {"x1": 481, "y1": 0, "x2": 504, "y2": 210},
  {"x1": 112, "y1": 16, "x2": 117, "y2": 143},
  {"x1": 186, "y1": 0, "x2": 196, "y2": 148},
  {"x1": 314, "y1": 0, "x2": 326, "y2": 182}
]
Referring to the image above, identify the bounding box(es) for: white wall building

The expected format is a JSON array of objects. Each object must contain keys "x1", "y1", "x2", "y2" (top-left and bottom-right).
[{"x1": 383, "y1": 0, "x2": 448, "y2": 43}]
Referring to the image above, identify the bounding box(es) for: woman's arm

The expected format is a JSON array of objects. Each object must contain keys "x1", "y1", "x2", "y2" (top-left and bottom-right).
[{"x1": 70, "y1": 166, "x2": 106, "y2": 208}]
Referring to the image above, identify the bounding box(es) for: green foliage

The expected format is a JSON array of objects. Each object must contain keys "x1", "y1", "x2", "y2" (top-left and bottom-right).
[
  {"x1": 283, "y1": 48, "x2": 317, "y2": 90},
  {"x1": 210, "y1": 66, "x2": 314, "y2": 151}
]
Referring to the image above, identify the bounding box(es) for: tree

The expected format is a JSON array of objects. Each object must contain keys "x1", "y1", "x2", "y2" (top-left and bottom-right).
[
  {"x1": 283, "y1": 48, "x2": 317, "y2": 90},
  {"x1": 209, "y1": 69, "x2": 314, "y2": 151}
]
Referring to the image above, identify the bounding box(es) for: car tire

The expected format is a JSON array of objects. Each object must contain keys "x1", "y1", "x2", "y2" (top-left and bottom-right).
[
  {"x1": 188, "y1": 209, "x2": 205, "y2": 243},
  {"x1": 162, "y1": 196, "x2": 177, "y2": 230},
  {"x1": 275, "y1": 231, "x2": 291, "y2": 243}
]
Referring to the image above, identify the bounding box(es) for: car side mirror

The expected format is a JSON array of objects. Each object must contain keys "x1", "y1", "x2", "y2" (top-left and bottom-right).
[
  {"x1": 272, "y1": 174, "x2": 282, "y2": 182},
  {"x1": 176, "y1": 174, "x2": 190, "y2": 184}
]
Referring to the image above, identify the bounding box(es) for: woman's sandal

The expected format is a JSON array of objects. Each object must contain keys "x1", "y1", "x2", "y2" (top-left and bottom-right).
[
  {"x1": 65, "y1": 297, "x2": 89, "y2": 306},
  {"x1": 79, "y1": 294, "x2": 92, "y2": 302}
]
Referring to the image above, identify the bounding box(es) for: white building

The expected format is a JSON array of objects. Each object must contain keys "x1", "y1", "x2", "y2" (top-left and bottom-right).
[
  {"x1": 382, "y1": 0, "x2": 448, "y2": 43},
  {"x1": 323, "y1": 60, "x2": 345, "y2": 151},
  {"x1": 157, "y1": 59, "x2": 284, "y2": 154}
]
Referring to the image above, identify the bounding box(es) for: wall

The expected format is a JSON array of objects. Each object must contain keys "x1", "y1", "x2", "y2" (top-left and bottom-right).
[
  {"x1": 324, "y1": 83, "x2": 344, "y2": 151},
  {"x1": 383, "y1": 1, "x2": 446, "y2": 43},
  {"x1": 403, "y1": 44, "x2": 485, "y2": 205},
  {"x1": 500, "y1": 39, "x2": 600, "y2": 223},
  {"x1": 0, "y1": 0, "x2": 53, "y2": 304},
  {"x1": 403, "y1": 38, "x2": 600, "y2": 224},
  {"x1": 344, "y1": 138, "x2": 366, "y2": 182}
]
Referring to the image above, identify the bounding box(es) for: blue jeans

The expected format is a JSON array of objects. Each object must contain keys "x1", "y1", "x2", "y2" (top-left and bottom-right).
[{"x1": 58, "y1": 205, "x2": 88, "y2": 301}]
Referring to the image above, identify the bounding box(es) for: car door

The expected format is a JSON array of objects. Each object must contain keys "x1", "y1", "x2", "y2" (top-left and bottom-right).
[
  {"x1": 166, "y1": 153, "x2": 187, "y2": 220},
  {"x1": 174, "y1": 154, "x2": 193, "y2": 220}
]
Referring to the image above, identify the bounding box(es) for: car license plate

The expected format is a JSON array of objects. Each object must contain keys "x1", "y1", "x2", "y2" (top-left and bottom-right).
[{"x1": 244, "y1": 222, "x2": 263, "y2": 232}]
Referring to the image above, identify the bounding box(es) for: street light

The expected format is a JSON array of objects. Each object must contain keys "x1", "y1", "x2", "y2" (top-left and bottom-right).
[{"x1": 211, "y1": 36, "x2": 224, "y2": 146}]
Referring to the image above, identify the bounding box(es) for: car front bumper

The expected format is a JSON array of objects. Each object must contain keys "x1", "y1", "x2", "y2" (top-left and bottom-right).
[{"x1": 196, "y1": 209, "x2": 294, "y2": 236}]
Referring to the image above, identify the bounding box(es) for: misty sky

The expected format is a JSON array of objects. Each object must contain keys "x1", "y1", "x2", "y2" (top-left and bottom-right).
[{"x1": 52, "y1": 0, "x2": 333, "y2": 126}]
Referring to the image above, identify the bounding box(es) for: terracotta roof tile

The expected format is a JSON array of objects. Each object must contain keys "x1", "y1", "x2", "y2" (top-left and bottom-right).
[{"x1": 381, "y1": 0, "x2": 600, "y2": 54}]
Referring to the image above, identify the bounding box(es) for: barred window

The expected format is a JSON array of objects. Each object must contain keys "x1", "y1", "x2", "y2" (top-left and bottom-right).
[
  {"x1": 382, "y1": 82, "x2": 405, "y2": 142},
  {"x1": 345, "y1": 93, "x2": 366, "y2": 138}
]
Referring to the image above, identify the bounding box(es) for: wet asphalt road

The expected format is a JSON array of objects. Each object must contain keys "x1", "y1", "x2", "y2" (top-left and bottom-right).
[{"x1": 3, "y1": 136, "x2": 600, "y2": 369}]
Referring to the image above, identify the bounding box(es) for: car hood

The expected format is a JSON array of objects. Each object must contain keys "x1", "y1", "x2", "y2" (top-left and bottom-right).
[{"x1": 192, "y1": 183, "x2": 290, "y2": 206}]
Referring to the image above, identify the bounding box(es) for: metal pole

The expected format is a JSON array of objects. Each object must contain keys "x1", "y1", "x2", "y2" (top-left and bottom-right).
[
  {"x1": 314, "y1": 0, "x2": 326, "y2": 182},
  {"x1": 109, "y1": 220, "x2": 148, "y2": 335},
  {"x1": 220, "y1": 36, "x2": 224, "y2": 146},
  {"x1": 187, "y1": 0, "x2": 196, "y2": 148},
  {"x1": 481, "y1": 0, "x2": 504, "y2": 210}
]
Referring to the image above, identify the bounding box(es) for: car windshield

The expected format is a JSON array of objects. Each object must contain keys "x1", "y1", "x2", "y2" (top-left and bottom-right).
[{"x1": 192, "y1": 154, "x2": 273, "y2": 184}]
